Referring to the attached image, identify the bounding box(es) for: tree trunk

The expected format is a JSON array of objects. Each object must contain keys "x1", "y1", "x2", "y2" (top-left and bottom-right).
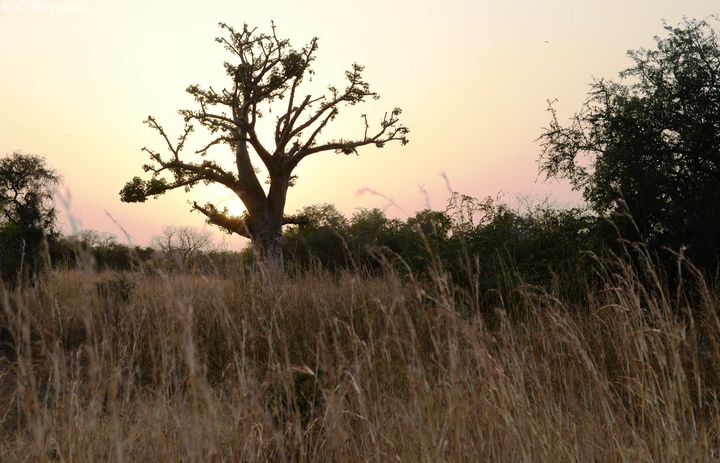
[
  {"x1": 249, "y1": 175, "x2": 288, "y2": 276},
  {"x1": 250, "y1": 210, "x2": 284, "y2": 277},
  {"x1": 240, "y1": 169, "x2": 288, "y2": 276}
]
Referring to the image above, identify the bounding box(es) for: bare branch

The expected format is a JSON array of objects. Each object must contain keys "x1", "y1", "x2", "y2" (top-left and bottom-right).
[{"x1": 287, "y1": 108, "x2": 409, "y2": 170}]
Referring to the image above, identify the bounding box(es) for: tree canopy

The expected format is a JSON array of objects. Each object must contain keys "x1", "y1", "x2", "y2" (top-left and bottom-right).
[
  {"x1": 0, "y1": 152, "x2": 60, "y2": 283},
  {"x1": 539, "y1": 18, "x2": 720, "y2": 268}
]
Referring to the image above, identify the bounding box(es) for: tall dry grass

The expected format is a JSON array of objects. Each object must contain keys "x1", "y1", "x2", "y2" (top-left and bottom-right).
[{"x1": 1, "y1": 251, "x2": 719, "y2": 462}]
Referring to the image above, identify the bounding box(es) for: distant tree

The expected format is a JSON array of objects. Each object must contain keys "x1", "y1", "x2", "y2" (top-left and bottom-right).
[
  {"x1": 347, "y1": 208, "x2": 391, "y2": 251},
  {"x1": 72, "y1": 229, "x2": 118, "y2": 248},
  {"x1": 49, "y1": 230, "x2": 118, "y2": 269},
  {"x1": 282, "y1": 204, "x2": 348, "y2": 270},
  {"x1": 538, "y1": 18, "x2": 720, "y2": 269},
  {"x1": 346, "y1": 208, "x2": 405, "y2": 269},
  {"x1": 151, "y1": 225, "x2": 213, "y2": 271},
  {"x1": 292, "y1": 203, "x2": 347, "y2": 230},
  {"x1": 50, "y1": 229, "x2": 159, "y2": 271},
  {"x1": 0, "y1": 152, "x2": 60, "y2": 284},
  {"x1": 408, "y1": 209, "x2": 453, "y2": 239},
  {"x1": 445, "y1": 193, "x2": 499, "y2": 233},
  {"x1": 120, "y1": 22, "x2": 409, "y2": 273}
]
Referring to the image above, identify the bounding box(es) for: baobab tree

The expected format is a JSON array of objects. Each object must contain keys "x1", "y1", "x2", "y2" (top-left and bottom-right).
[{"x1": 120, "y1": 22, "x2": 409, "y2": 271}]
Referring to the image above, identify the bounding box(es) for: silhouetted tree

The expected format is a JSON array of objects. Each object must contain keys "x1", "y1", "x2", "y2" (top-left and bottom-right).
[
  {"x1": 0, "y1": 152, "x2": 60, "y2": 284},
  {"x1": 120, "y1": 22, "x2": 409, "y2": 273},
  {"x1": 539, "y1": 18, "x2": 720, "y2": 269},
  {"x1": 151, "y1": 225, "x2": 213, "y2": 271},
  {"x1": 73, "y1": 229, "x2": 118, "y2": 248},
  {"x1": 49, "y1": 230, "x2": 118, "y2": 269},
  {"x1": 282, "y1": 204, "x2": 348, "y2": 270}
]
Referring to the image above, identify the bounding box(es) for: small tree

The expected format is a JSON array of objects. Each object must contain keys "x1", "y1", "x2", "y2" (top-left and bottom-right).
[
  {"x1": 538, "y1": 18, "x2": 720, "y2": 268},
  {"x1": 72, "y1": 229, "x2": 118, "y2": 249},
  {"x1": 151, "y1": 225, "x2": 212, "y2": 271},
  {"x1": 121, "y1": 22, "x2": 409, "y2": 272},
  {"x1": 0, "y1": 152, "x2": 60, "y2": 284}
]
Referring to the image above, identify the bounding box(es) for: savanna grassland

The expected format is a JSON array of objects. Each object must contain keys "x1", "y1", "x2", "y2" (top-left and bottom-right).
[
  {"x1": 3, "y1": 13, "x2": 720, "y2": 463},
  {"x1": 1, "y1": 250, "x2": 719, "y2": 462}
]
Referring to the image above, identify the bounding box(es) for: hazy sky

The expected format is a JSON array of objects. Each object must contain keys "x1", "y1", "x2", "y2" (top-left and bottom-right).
[{"x1": 1, "y1": 0, "x2": 718, "y2": 248}]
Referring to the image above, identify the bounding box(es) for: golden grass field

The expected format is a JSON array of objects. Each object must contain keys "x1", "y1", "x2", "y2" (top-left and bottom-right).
[{"x1": 1, "y1": 253, "x2": 719, "y2": 462}]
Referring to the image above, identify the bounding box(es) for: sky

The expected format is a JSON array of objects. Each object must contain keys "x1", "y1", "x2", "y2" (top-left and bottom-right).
[{"x1": 0, "y1": 0, "x2": 718, "y2": 249}]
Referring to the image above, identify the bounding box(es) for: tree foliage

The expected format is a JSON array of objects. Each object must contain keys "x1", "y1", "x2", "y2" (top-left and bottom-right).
[
  {"x1": 539, "y1": 18, "x2": 720, "y2": 268},
  {"x1": 0, "y1": 152, "x2": 60, "y2": 284},
  {"x1": 51, "y1": 230, "x2": 157, "y2": 272},
  {"x1": 281, "y1": 196, "x2": 602, "y2": 297}
]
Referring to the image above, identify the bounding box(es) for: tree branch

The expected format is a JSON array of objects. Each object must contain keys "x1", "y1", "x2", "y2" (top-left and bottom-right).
[
  {"x1": 192, "y1": 201, "x2": 252, "y2": 238},
  {"x1": 287, "y1": 108, "x2": 409, "y2": 170}
]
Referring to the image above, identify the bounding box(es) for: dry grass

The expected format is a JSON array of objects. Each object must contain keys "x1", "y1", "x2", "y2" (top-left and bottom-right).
[{"x1": 1, "y1": 254, "x2": 720, "y2": 462}]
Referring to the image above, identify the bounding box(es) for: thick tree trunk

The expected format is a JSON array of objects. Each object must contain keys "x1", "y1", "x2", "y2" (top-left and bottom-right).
[
  {"x1": 251, "y1": 222, "x2": 284, "y2": 275},
  {"x1": 236, "y1": 157, "x2": 289, "y2": 275},
  {"x1": 248, "y1": 174, "x2": 289, "y2": 275}
]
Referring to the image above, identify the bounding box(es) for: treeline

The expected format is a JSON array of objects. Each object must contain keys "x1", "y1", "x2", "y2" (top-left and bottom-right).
[
  {"x1": 47, "y1": 229, "x2": 247, "y2": 275},
  {"x1": 28, "y1": 193, "x2": 612, "y2": 295},
  {"x1": 281, "y1": 196, "x2": 611, "y2": 286},
  {"x1": 0, "y1": 187, "x2": 706, "y2": 300},
  {"x1": 50, "y1": 231, "x2": 154, "y2": 271},
  {"x1": 0, "y1": 164, "x2": 715, "y2": 299}
]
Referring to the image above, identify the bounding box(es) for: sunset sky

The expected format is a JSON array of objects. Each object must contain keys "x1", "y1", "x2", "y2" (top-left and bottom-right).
[{"x1": 1, "y1": 0, "x2": 718, "y2": 248}]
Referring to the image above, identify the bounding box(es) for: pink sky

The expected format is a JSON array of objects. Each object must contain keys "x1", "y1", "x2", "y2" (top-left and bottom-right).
[{"x1": 1, "y1": 0, "x2": 717, "y2": 248}]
